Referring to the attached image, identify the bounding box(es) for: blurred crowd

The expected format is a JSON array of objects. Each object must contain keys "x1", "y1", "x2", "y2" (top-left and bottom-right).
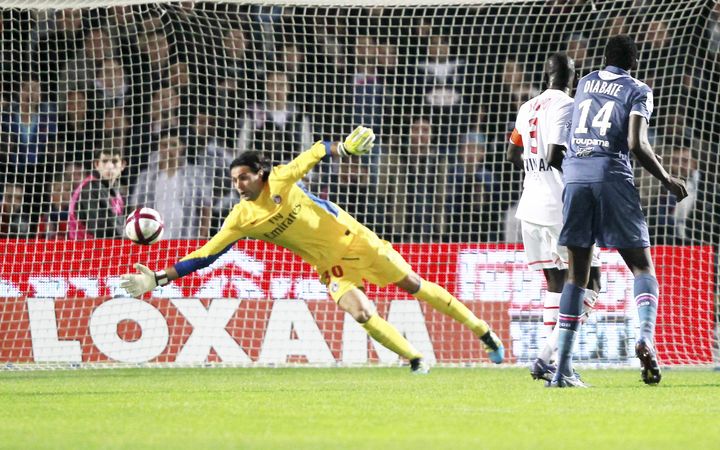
[{"x1": 0, "y1": 0, "x2": 718, "y2": 244}]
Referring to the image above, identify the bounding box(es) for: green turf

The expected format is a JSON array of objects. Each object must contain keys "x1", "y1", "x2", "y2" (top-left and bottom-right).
[{"x1": 0, "y1": 367, "x2": 718, "y2": 450}]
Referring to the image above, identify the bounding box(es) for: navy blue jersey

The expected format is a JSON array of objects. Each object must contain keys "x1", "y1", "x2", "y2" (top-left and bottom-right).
[{"x1": 563, "y1": 65, "x2": 653, "y2": 183}]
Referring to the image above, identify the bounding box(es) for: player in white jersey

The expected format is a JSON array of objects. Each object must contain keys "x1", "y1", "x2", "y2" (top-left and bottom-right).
[{"x1": 507, "y1": 53, "x2": 601, "y2": 381}]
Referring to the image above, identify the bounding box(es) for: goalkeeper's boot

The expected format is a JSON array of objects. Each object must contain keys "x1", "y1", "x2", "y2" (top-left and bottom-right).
[
  {"x1": 410, "y1": 357, "x2": 430, "y2": 375},
  {"x1": 530, "y1": 358, "x2": 556, "y2": 382},
  {"x1": 480, "y1": 330, "x2": 505, "y2": 364},
  {"x1": 635, "y1": 337, "x2": 662, "y2": 385},
  {"x1": 546, "y1": 373, "x2": 589, "y2": 388}
]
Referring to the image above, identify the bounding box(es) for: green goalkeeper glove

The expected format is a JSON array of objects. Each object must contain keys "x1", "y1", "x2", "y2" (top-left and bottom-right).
[
  {"x1": 337, "y1": 126, "x2": 375, "y2": 156},
  {"x1": 120, "y1": 263, "x2": 169, "y2": 298}
]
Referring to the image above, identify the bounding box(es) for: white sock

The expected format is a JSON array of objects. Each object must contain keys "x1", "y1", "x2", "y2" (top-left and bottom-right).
[
  {"x1": 541, "y1": 324, "x2": 559, "y2": 363},
  {"x1": 539, "y1": 292, "x2": 561, "y2": 362}
]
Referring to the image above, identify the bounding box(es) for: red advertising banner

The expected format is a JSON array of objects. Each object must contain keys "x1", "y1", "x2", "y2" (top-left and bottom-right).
[{"x1": 0, "y1": 240, "x2": 714, "y2": 365}]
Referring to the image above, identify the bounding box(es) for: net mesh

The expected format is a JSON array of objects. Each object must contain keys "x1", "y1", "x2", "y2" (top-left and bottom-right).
[{"x1": 0, "y1": 0, "x2": 717, "y2": 368}]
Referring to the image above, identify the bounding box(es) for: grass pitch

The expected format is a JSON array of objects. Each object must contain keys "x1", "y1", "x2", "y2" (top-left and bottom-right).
[{"x1": 1, "y1": 367, "x2": 718, "y2": 450}]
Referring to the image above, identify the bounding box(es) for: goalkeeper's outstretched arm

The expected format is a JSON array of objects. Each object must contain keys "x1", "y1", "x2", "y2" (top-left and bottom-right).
[
  {"x1": 275, "y1": 126, "x2": 376, "y2": 183},
  {"x1": 120, "y1": 224, "x2": 241, "y2": 297}
]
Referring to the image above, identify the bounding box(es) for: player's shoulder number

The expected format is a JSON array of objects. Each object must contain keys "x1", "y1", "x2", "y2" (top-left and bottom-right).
[{"x1": 575, "y1": 99, "x2": 615, "y2": 137}]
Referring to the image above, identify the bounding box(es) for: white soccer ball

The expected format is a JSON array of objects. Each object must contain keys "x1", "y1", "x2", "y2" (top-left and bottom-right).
[{"x1": 125, "y1": 207, "x2": 164, "y2": 245}]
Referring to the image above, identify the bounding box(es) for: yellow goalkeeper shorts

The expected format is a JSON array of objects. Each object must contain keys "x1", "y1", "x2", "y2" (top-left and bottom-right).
[{"x1": 318, "y1": 229, "x2": 412, "y2": 302}]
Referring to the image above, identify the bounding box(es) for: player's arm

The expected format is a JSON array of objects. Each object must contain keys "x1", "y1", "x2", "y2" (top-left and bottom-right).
[
  {"x1": 546, "y1": 144, "x2": 566, "y2": 171},
  {"x1": 274, "y1": 126, "x2": 376, "y2": 183},
  {"x1": 506, "y1": 128, "x2": 523, "y2": 171},
  {"x1": 628, "y1": 115, "x2": 687, "y2": 200},
  {"x1": 120, "y1": 214, "x2": 244, "y2": 298},
  {"x1": 546, "y1": 101, "x2": 573, "y2": 172}
]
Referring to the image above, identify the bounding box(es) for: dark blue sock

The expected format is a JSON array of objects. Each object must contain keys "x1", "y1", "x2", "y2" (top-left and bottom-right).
[
  {"x1": 555, "y1": 283, "x2": 585, "y2": 378},
  {"x1": 635, "y1": 273, "x2": 659, "y2": 342}
]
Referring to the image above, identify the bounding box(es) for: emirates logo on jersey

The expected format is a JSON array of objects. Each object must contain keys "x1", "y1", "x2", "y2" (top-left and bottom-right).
[{"x1": 272, "y1": 195, "x2": 282, "y2": 204}]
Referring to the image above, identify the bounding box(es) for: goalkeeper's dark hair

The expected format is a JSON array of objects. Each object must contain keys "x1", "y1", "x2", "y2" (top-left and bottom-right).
[
  {"x1": 604, "y1": 35, "x2": 638, "y2": 70},
  {"x1": 231, "y1": 151, "x2": 272, "y2": 181}
]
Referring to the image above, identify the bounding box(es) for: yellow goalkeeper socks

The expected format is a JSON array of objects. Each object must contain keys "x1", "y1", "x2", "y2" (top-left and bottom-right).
[
  {"x1": 414, "y1": 280, "x2": 490, "y2": 337},
  {"x1": 361, "y1": 314, "x2": 423, "y2": 360}
]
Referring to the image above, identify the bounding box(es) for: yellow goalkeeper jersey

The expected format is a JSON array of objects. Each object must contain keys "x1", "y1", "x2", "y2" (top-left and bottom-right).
[{"x1": 175, "y1": 142, "x2": 366, "y2": 277}]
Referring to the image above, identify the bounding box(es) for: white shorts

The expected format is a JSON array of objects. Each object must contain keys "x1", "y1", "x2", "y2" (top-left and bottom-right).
[{"x1": 521, "y1": 221, "x2": 601, "y2": 271}]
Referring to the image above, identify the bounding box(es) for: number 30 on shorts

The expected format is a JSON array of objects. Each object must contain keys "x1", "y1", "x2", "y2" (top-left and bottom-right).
[{"x1": 322, "y1": 265, "x2": 344, "y2": 284}]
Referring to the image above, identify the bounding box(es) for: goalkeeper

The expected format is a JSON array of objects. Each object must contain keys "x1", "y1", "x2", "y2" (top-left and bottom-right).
[{"x1": 121, "y1": 126, "x2": 504, "y2": 372}]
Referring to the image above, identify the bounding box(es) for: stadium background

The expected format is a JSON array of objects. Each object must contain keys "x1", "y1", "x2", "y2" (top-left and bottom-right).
[{"x1": 0, "y1": 0, "x2": 718, "y2": 368}]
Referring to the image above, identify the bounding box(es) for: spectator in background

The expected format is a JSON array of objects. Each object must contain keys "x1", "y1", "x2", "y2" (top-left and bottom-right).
[
  {"x1": 128, "y1": 28, "x2": 173, "y2": 148},
  {"x1": 348, "y1": 34, "x2": 393, "y2": 187},
  {"x1": 352, "y1": 35, "x2": 383, "y2": 130},
  {"x1": 605, "y1": 15, "x2": 628, "y2": 37},
  {"x1": 649, "y1": 105, "x2": 695, "y2": 146},
  {"x1": 136, "y1": 29, "x2": 172, "y2": 81},
  {"x1": 149, "y1": 85, "x2": 181, "y2": 137},
  {"x1": 221, "y1": 26, "x2": 252, "y2": 79},
  {"x1": 245, "y1": 71, "x2": 312, "y2": 163},
  {"x1": 645, "y1": 19, "x2": 671, "y2": 54},
  {"x1": 216, "y1": 27, "x2": 258, "y2": 151},
  {"x1": 647, "y1": 143, "x2": 718, "y2": 245},
  {"x1": 311, "y1": 18, "x2": 353, "y2": 139},
  {"x1": 186, "y1": 104, "x2": 239, "y2": 233},
  {"x1": 483, "y1": 57, "x2": 540, "y2": 144},
  {"x1": 398, "y1": 117, "x2": 445, "y2": 242},
  {"x1": 101, "y1": 106, "x2": 130, "y2": 158},
  {"x1": 279, "y1": 42, "x2": 313, "y2": 111},
  {"x1": 0, "y1": 76, "x2": 58, "y2": 177},
  {"x1": 375, "y1": 39, "x2": 405, "y2": 139},
  {"x1": 325, "y1": 158, "x2": 385, "y2": 232},
  {"x1": 481, "y1": 60, "x2": 536, "y2": 227},
  {"x1": 68, "y1": 148, "x2": 126, "y2": 239},
  {"x1": 640, "y1": 19, "x2": 676, "y2": 102},
  {"x1": 445, "y1": 131, "x2": 499, "y2": 242},
  {"x1": 38, "y1": 162, "x2": 85, "y2": 239},
  {"x1": 130, "y1": 130, "x2": 212, "y2": 239},
  {"x1": 707, "y1": 1, "x2": 720, "y2": 55},
  {"x1": 61, "y1": 27, "x2": 117, "y2": 93},
  {"x1": 413, "y1": 33, "x2": 467, "y2": 146},
  {"x1": 0, "y1": 178, "x2": 34, "y2": 237},
  {"x1": 219, "y1": 25, "x2": 258, "y2": 96},
  {"x1": 565, "y1": 33, "x2": 592, "y2": 75},
  {"x1": 34, "y1": 8, "x2": 85, "y2": 98},
  {"x1": 501, "y1": 58, "x2": 541, "y2": 110},
  {"x1": 56, "y1": 86, "x2": 95, "y2": 168},
  {"x1": 93, "y1": 58, "x2": 129, "y2": 109},
  {"x1": 169, "y1": 59, "x2": 206, "y2": 111}
]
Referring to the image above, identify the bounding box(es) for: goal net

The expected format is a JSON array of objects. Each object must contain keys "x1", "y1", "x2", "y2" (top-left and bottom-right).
[{"x1": 0, "y1": 0, "x2": 717, "y2": 368}]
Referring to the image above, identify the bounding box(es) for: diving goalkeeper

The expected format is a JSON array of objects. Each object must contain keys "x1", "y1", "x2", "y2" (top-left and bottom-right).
[{"x1": 121, "y1": 127, "x2": 505, "y2": 372}]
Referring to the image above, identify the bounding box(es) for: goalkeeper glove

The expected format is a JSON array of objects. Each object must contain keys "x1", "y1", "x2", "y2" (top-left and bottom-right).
[
  {"x1": 337, "y1": 126, "x2": 375, "y2": 156},
  {"x1": 119, "y1": 263, "x2": 169, "y2": 298}
]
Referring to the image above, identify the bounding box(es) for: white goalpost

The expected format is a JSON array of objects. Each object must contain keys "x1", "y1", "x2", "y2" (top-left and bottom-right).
[{"x1": 0, "y1": 0, "x2": 717, "y2": 368}]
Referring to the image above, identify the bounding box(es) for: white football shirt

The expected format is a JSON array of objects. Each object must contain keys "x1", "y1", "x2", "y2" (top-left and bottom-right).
[{"x1": 510, "y1": 89, "x2": 573, "y2": 226}]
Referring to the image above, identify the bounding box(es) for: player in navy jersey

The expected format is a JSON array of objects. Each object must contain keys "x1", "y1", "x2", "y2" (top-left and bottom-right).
[{"x1": 550, "y1": 35, "x2": 687, "y2": 387}]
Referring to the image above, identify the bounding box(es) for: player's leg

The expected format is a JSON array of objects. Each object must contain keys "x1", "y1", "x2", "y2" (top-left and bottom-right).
[
  {"x1": 617, "y1": 246, "x2": 661, "y2": 384},
  {"x1": 541, "y1": 267, "x2": 565, "y2": 350},
  {"x1": 549, "y1": 245, "x2": 593, "y2": 387},
  {"x1": 337, "y1": 287, "x2": 426, "y2": 372},
  {"x1": 550, "y1": 182, "x2": 597, "y2": 387},
  {"x1": 599, "y1": 179, "x2": 659, "y2": 384},
  {"x1": 394, "y1": 272, "x2": 504, "y2": 364},
  {"x1": 531, "y1": 267, "x2": 565, "y2": 380}
]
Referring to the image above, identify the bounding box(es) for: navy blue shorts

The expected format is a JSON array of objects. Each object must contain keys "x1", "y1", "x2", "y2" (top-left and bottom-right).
[{"x1": 558, "y1": 180, "x2": 650, "y2": 249}]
